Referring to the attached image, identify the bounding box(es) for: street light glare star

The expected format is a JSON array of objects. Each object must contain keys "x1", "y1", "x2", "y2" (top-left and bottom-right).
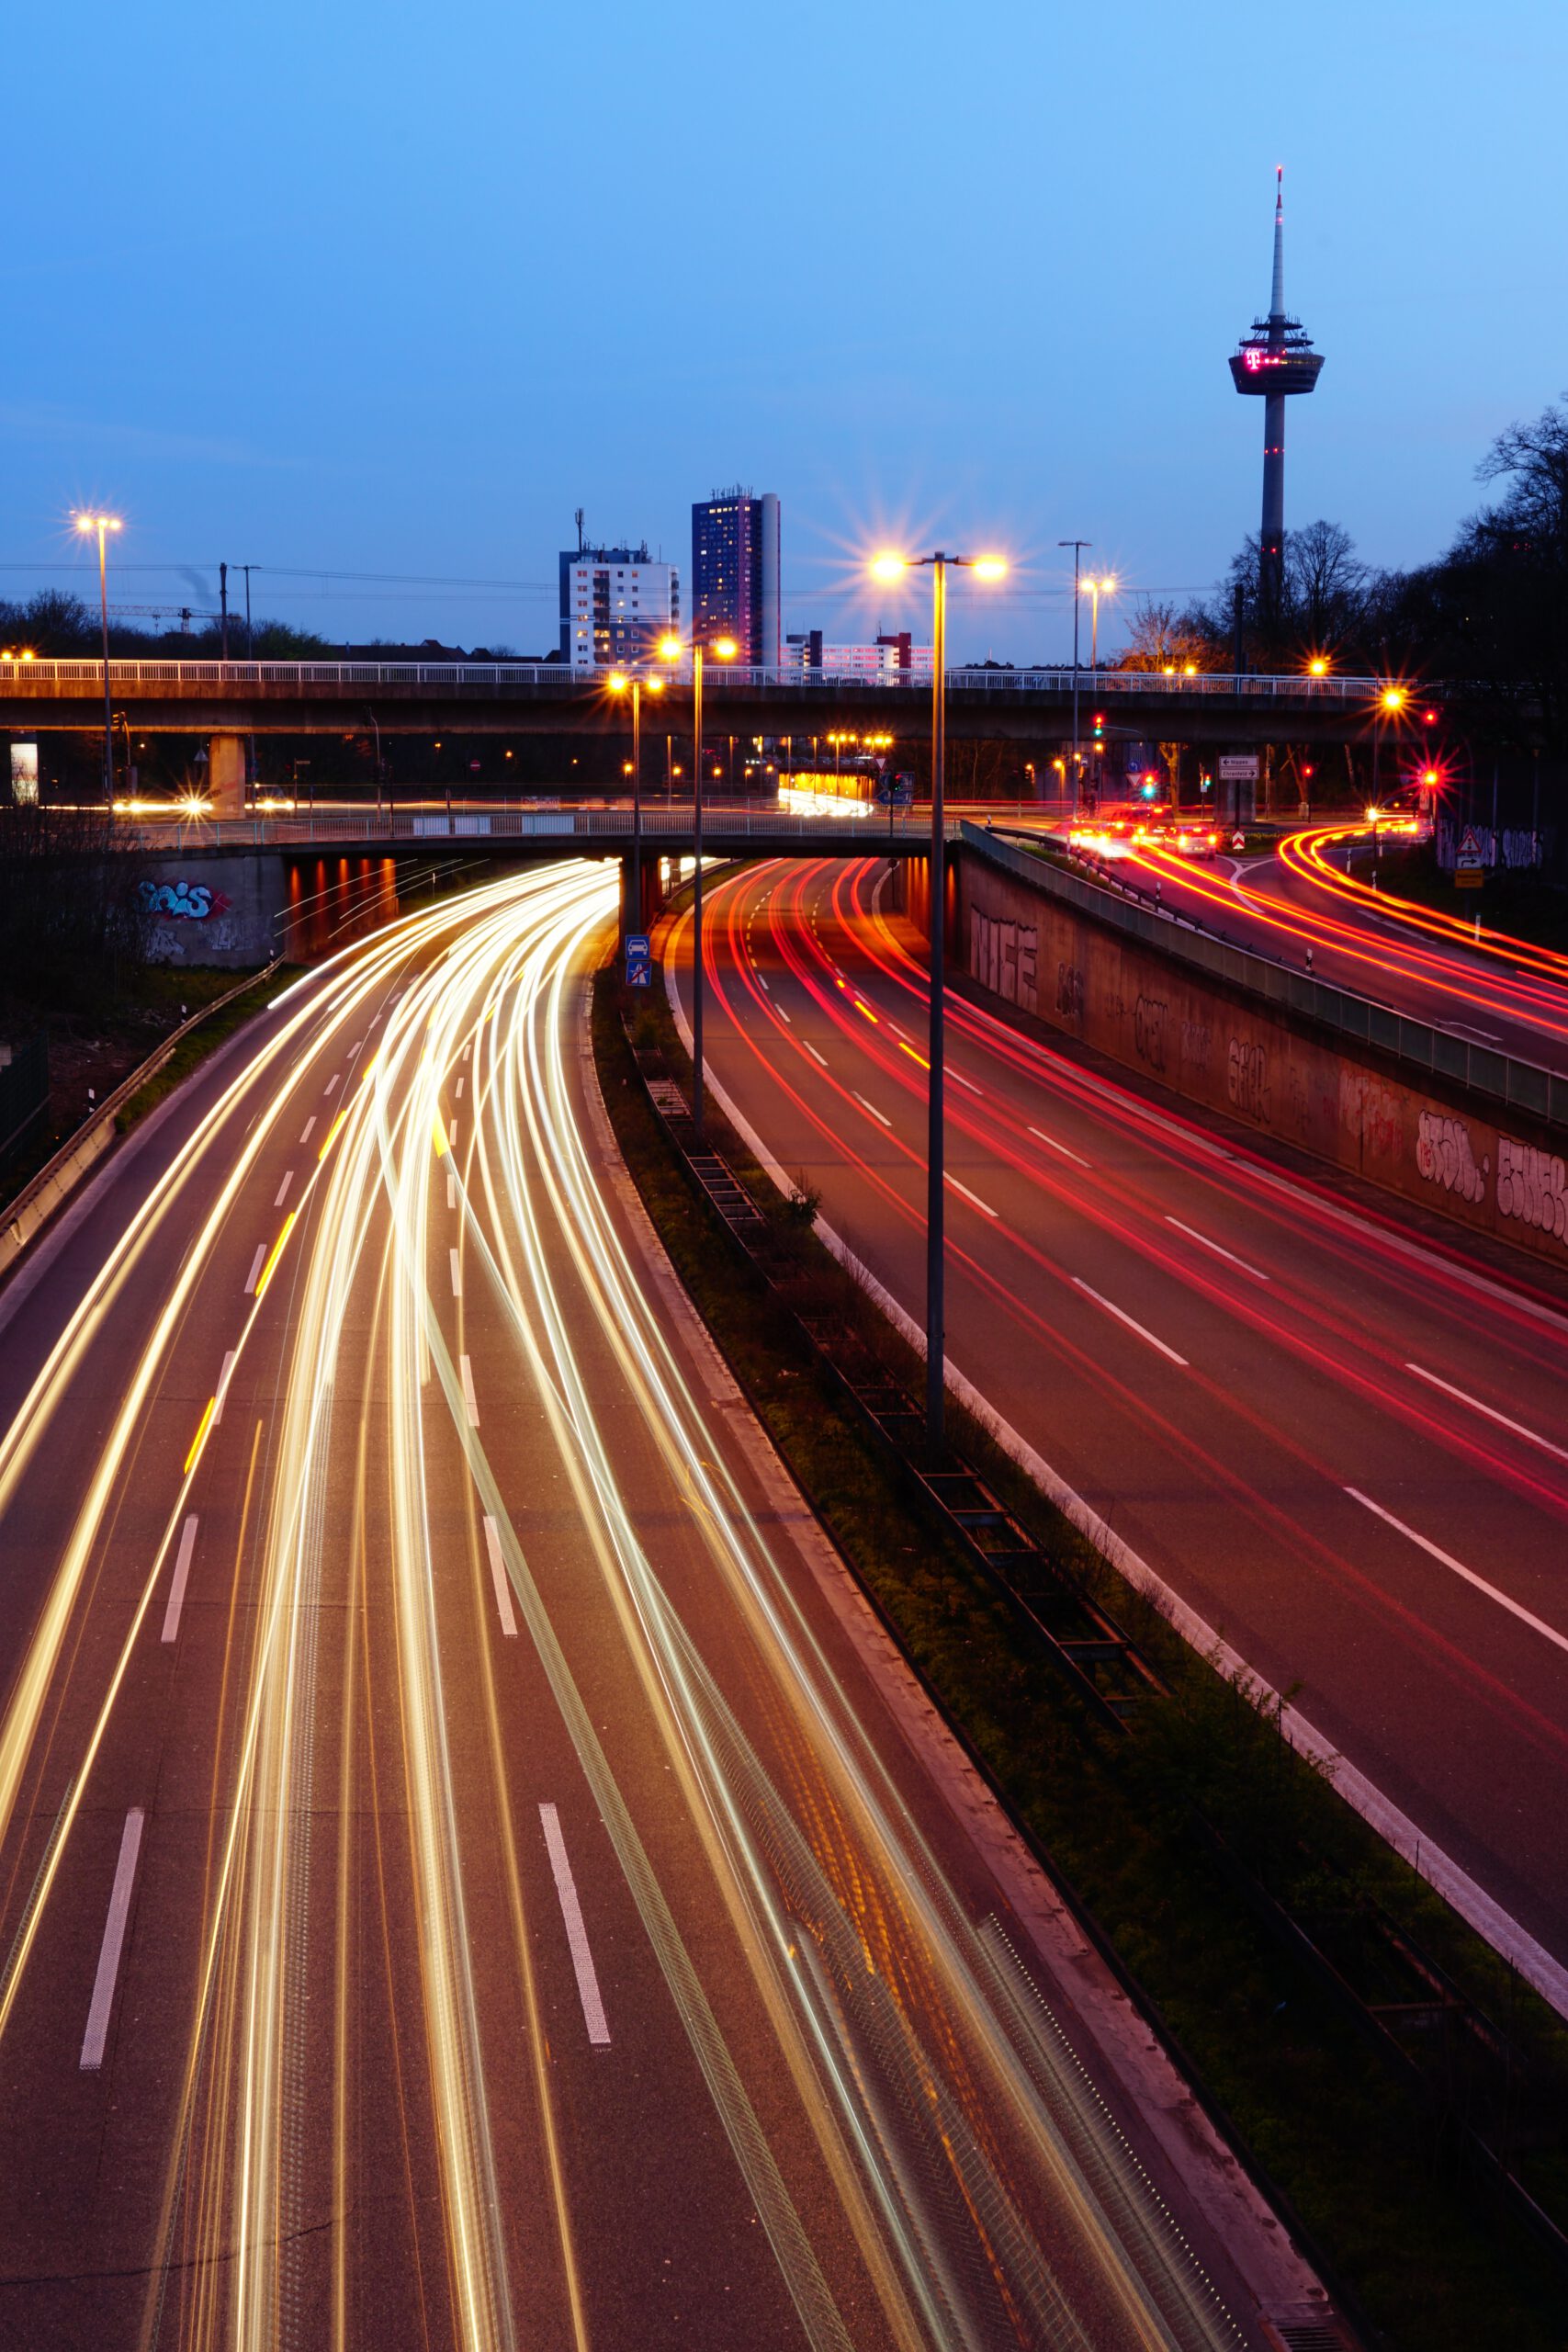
[
  {"x1": 658, "y1": 635, "x2": 682, "y2": 661},
  {"x1": 870, "y1": 552, "x2": 908, "y2": 582},
  {"x1": 971, "y1": 557, "x2": 1007, "y2": 581},
  {"x1": 714, "y1": 638, "x2": 738, "y2": 660}
]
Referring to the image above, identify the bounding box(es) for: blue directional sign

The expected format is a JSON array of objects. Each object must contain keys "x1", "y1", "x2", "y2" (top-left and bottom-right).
[
  {"x1": 874, "y1": 771, "x2": 916, "y2": 808},
  {"x1": 625, "y1": 932, "x2": 652, "y2": 989}
]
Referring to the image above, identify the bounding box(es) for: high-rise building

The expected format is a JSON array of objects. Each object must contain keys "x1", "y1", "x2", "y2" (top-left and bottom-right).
[
  {"x1": 781, "y1": 630, "x2": 933, "y2": 676},
  {"x1": 1227, "y1": 168, "x2": 1325, "y2": 615},
  {"x1": 558, "y1": 528, "x2": 679, "y2": 673},
  {"x1": 691, "y1": 487, "x2": 781, "y2": 666}
]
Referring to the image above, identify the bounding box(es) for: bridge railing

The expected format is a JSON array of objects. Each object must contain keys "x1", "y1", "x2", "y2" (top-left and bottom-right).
[
  {"x1": 109, "y1": 803, "x2": 941, "y2": 851},
  {"x1": 0, "y1": 656, "x2": 1389, "y2": 701}
]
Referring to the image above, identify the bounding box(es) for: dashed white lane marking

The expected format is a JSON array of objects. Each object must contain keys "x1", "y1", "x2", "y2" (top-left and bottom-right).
[
  {"x1": 948, "y1": 1068, "x2": 982, "y2": 1095},
  {"x1": 482, "y1": 1517, "x2": 518, "y2": 1638},
  {"x1": 852, "y1": 1091, "x2": 893, "y2": 1129},
  {"x1": 325, "y1": 1073, "x2": 340, "y2": 1094},
  {"x1": 1346, "y1": 1487, "x2": 1568, "y2": 1657},
  {"x1": 776, "y1": 1007, "x2": 792, "y2": 1024},
  {"x1": 946, "y1": 1176, "x2": 998, "y2": 1218},
  {"x1": 1027, "y1": 1124, "x2": 1091, "y2": 1169},
  {"x1": 449, "y1": 1248, "x2": 462, "y2": 1298},
  {"x1": 1404, "y1": 1363, "x2": 1568, "y2": 1468},
  {"x1": 274, "y1": 1170, "x2": 293, "y2": 1209},
  {"x1": 462, "y1": 1042, "x2": 471, "y2": 1062},
  {"x1": 1165, "y1": 1216, "x2": 1269, "y2": 1282},
  {"x1": 456, "y1": 1077, "x2": 465, "y2": 1100},
  {"x1": 446, "y1": 1173, "x2": 457, "y2": 1211},
  {"x1": 80, "y1": 1810, "x2": 145, "y2": 2071},
  {"x1": 449, "y1": 1119, "x2": 459, "y2": 1148},
  {"x1": 459, "y1": 1354, "x2": 479, "y2": 1427},
  {"x1": 538, "y1": 1804, "x2": 611, "y2": 2046},
  {"x1": 211, "y1": 1351, "x2": 238, "y2": 1426},
  {"x1": 1071, "y1": 1279, "x2": 1189, "y2": 1367},
  {"x1": 299, "y1": 1117, "x2": 316, "y2": 1146},
  {"x1": 804, "y1": 1042, "x2": 829, "y2": 1068},
  {"x1": 759, "y1": 975, "x2": 770, "y2": 991},
  {"x1": 161, "y1": 1517, "x2": 199, "y2": 1644},
  {"x1": 243, "y1": 1246, "x2": 266, "y2": 1295}
]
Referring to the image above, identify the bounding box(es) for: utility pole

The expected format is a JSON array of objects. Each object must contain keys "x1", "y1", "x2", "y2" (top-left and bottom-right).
[
  {"x1": 220, "y1": 562, "x2": 229, "y2": 660},
  {"x1": 1059, "y1": 541, "x2": 1089, "y2": 817}
]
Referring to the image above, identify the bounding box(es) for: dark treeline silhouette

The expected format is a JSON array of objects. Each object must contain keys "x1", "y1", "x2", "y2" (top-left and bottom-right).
[
  {"x1": 0, "y1": 806, "x2": 152, "y2": 1013},
  {"x1": 0, "y1": 590, "x2": 338, "y2": 662}
]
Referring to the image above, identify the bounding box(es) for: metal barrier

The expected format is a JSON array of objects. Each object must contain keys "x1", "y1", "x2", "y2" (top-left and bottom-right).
[
  {"x1": 106, "y1": 804, "x2": 940, "y2": 852},
  {"x1": 964, "y1": 822, "x2": 1568, "y2": 1132}
]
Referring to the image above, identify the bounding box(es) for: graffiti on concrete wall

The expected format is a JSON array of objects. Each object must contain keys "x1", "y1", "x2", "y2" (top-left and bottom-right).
[
  {"x1": 970, "y1": 910, "x2": 1039, "y2": 1012},
  {"x1": 1134, "y1": 994, "x2": 1168, "y2": 1073},
  {"x1": 1416, "y1": 1109, "x2": 1489, "y2": 1205},
  {"x1": 1179, "y1": 1017, "x2": 1213, "y2": 1077},
  {"x1": 1339, "y1": 1068, "x2": 1401, "y2": 1165},
  {"x1": 139, "y1": 877, "x2": 233, "y2": 922},
  {"x1": 1055, "y1": 961, "x2": 1084, "y2": 1021},
  {"x1": 1227, "y1": 1037, "x2": 1269, "y2": 1124},
  {"x1": 1497, "y1": 1136, "x2": 1568, "y2": 1247}
]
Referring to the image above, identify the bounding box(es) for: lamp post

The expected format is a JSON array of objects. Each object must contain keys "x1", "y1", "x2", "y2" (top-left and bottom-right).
[
  {"x1": 871, "y1": 548, "x2": 1006, "y2": 1453},
  {"x1": 74, "y1": 512, "x2": 122, "y2": 802},
  {"x1": 1058, "y1": 540, "x2": 1089, "y2": 817},
  {"x1": 1086, "y1": 573, "x2": 1116, "y2": 675},
  {"x1": 660, "y1": 632, "x2": 736, "y2": 1140},
  {"x1": 607, "y1": 670, "x2": 664, "y2": 941}
]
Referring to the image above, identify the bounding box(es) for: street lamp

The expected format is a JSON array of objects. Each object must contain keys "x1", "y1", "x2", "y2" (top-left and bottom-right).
[
  {"x1": 1058, "y1": 541, "x2": 1089, "y2": 818},
  {"x1": 658, "y1": 632, "x2": 737, "y2": 1139},
  {"x1": 73, "y1": 511, "x2": 122, "y2": 801},
  {"x1": 606, "y1": 669, "x2": 664, "y2": 944},
  {"x1": 1083, "y1": 573, "x2": 1116, "y2": 674},
  {"x1": 869, "y1": 547, "x2": 1006, "y2": 1454}
]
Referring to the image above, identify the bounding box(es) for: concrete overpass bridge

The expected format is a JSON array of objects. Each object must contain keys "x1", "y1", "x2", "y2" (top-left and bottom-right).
[{"x1": 2, "y1": 652, "x2": 1415, "y2": 756}]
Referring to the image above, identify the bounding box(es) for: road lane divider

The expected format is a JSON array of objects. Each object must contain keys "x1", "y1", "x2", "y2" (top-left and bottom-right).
[
  {"x1": 80, "y1": 1809, "x2": 145, "y2": 2071},
  {"x1": 1071, "y1": 1278, "x2": 1190, "y2": 1367},
  {"x1": 538, "y1": 1804, "x2": 611, "y2": 2046},
  {"x1": 1346, "y1": 1488, "x2": 1568, "y2": 1657},
  {"x1": 852, "y1": 1091, "x2": 893, "y2": 1130},
  {"x1": 1404, "y1": 1363, "x2": 1568, "y2": 1468},
  {"x1": 161, "y1": 1518, "x2": 199, "y2": 1644},
  {"x1": 1165, "y1": 1217, "x2": 1270, "y2": 1283},
  {"x1": 482, "y1": 1517, "x2": 518, "y2": 1637},
  {"x1": 274, "y1": 1170, "x2": 293, "y2": 1207},
  {"x1": 459, "y1": 1353, "x2": 479, "y2": 1427},
  {"x1": 324, "y1": 1071, "x2": 340, "y2": 1093},
  {"x1": 1028, "y1": 1125, "x2": 1091, "y2": 1169},
  {"x1": 804, "y1": 1042, "x2": 829, "y2": 1069},
  {"x1": 243, "y1": 1245, "x2": 266, "y2": 1295},
  {"x1": 298, "y1": 1116, "x2": 315, "y2": 1146},
  {"x1": 252, "y1": 1212, "x2": 298, "y2": 1303},
  {"x1": 946, "y1": 1176, "x2": 998, "y2": 1219},
  {"x1": 449, "y1": 1248, "x2": 462, "y2": 1298}
]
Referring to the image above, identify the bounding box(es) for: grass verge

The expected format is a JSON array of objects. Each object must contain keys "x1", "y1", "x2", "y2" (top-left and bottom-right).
[
  {"x1": 594, "y1": 963, "x2": 1568, "y2": 2352},
  {"x1": 1371, "y1": 843, "x2": 1568, "y2": 954},
  {"x1": 116, "y1": 965, "x2": 299, "y2": 1134}
]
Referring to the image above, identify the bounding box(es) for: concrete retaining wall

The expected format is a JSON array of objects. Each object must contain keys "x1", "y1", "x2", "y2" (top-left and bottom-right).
[
  {"x1": 136, "y1": 852, "x2": 291, "y2": 968},
  {"x1": 900, "y1": 845, "x2": 1568, "y2": 1273}
]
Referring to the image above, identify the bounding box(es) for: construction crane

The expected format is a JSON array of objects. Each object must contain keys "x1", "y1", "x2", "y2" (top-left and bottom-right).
[{"x1": 108, "y1": 602, "x2": 220, "y2": 631}]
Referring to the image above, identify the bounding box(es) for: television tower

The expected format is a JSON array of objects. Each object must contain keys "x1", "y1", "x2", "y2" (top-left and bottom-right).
[{"x1": 1228, "y1": 168, "x2": 1325, "y2": 615}]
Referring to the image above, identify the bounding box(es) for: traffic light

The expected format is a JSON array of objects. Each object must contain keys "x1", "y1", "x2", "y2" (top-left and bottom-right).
[{"x1": 1092, "y1": 712, "x2": 1104, "y2": 742}]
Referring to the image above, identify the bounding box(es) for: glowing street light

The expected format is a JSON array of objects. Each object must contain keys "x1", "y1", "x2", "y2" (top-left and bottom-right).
[
  {"x1": 73, "y1": 511, "x2": 122, "y2": 801},
  {"x1": 657, "y1": 631, "x2": 737, "y2": 1138},
  {"x1": 1307, "y1": 654, "x2": 1329, "y2": 677},
  {"x1": 1083, "y1": 572, "x2": 1116, "y2": 673},
  {"x1": 866, "y1": 546, "x2": 1007, "y2": 1454}
]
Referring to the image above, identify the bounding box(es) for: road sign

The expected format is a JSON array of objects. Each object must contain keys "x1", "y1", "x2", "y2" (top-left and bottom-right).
[
  {"x1": 624, "y1": 932, "x2": 652, "y2": 988},
  {"x1": 1454, "y1": 867, "x2": 1483, "y2": 889},
  {"x1": 875, "y1": 770, "x2": 915, "y2": 808},
  {"x1": 1218, "y1": 754, "x2": 1259, "y2": 782},
  {"x1": 1230, "y1": 831, "x2": 1247, "y2": 851}
]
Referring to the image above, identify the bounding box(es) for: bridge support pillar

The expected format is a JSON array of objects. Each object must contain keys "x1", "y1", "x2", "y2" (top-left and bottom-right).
[
  {"x1": 620, "y1": 854, "x2": 666, "y2": 940},
  {"x1": 208, "y1": 732, "x2": 248, "y2": 818}
]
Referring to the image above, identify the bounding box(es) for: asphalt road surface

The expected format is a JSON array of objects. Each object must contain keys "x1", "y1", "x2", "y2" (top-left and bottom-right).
[
  {"x1": 671, "y1": 855, "x2": 1568, "y2": 1996},
  {"x1": 0, "y1": 864, "x2": 1320, "y2": 2350}
]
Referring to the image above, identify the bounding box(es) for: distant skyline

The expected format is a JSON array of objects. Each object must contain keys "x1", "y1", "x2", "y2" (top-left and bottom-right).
[{"x1": 5, "y1": 0, "x2": 1565, "y2": 663}]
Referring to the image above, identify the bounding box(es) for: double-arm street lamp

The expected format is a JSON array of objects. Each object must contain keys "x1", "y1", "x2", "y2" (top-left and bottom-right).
[
  {"x1": 1058, "y1": 540, "x2": 1089, "y2": 816},
  {"x1": 74, "y1": 511, "x2": 123, "y2": 802},
  {"x1": 870, "y1": 548, "x2": 1006, "y2": 1453},
  {"x1": 1085, "y1": 571, "x2": 1116, "y2": 674},
  {"x1": 659, "y1": 630, "x2": 737, "y2": 1140},
  {"x1": 606, "y1": 668, "x2": 665, "y2": 943}
]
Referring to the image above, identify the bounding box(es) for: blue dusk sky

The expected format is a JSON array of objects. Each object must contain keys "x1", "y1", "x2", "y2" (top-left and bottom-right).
[{"x1": 5, "y1": 0, "x2": 1564, "y2": 662}]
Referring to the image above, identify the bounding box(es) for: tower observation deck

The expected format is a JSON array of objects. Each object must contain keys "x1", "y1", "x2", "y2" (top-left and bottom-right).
[{"x1": 1229, "y1": 167, "x2": 1325, "y2": 612}]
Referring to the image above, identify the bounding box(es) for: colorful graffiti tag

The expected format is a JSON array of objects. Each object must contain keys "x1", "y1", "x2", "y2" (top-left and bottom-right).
[{"x1": 139, "y1": 879, "x2": 232, "y2": 922}]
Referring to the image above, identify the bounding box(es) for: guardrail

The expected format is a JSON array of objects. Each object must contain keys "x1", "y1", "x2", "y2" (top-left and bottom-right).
[
  {"x1": 964, "y1": 823, "x2": 1568, "y2": 1131},
  {"x1": 107, "y1": 804, "x2": 942, "y2": 852},
  {"x1": 0, "y1": 655, "x2": 1392, "y2": 703}
]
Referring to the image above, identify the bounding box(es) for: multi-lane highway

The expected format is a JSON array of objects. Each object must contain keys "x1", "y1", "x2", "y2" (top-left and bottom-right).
[
  {"x1": 0, "y1": 864, "x2": 1321, "y2": 2350},
  {"x1": 672, "y1": 856, "x2": 1568, "y2": 1997},
  {"x1": 1114, "y1": 823, "x2": 1568, "y2": 1074}
]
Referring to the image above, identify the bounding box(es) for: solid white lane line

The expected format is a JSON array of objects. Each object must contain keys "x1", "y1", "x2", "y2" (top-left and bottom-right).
[
  {"x1": 482, "y1": 1517, "x2": 518, "y2": 1637},
  {"x1": 459, "y1": 1354, "x2": 479, "y2": 1427},
  {"x1": 211, "y1": 1351, "x2": 238, "y2": 1426},
  {"x1": 1028, "y1": 1125, "x2": 1091, "y2": 1169},
  {"x1": 299, "y1": 1116, "x2": 316, "y2": 1146},
  {"x1": 1346, "y1": 1487, "x2": 1568, "y2": 1657},
  {"x1": 852, "y1": 1091, "x2": 893, "y2": 1129},
  {"x1": 1165, "y1": 1216, "x2": 1270, "y2": 1282},
  {"x1": 446, "y1": 1173, "x2": 457, "y2": 1211},
  {"x1": 325, "y1": 1072, "x2": 340, "y2": 1094},
  {"x1": 1404, "y1": 1363, "x2": 1568, "y2": 1468},
  {"x1": 243, "y1": 1245, "x2": 266, "y2": 1295},
  {"x1": 80, "y1": 1810, "x2": 145, "y2": 2071},
  {"x1": 804, "y1": 1041, "x2": 829, "y2": 1068},
  {"x1": 946, "y1": 1176, "x2": 998, "y2": 1218},
  {"x1": 161, "y1": 1517, "x2": 199, "y2": 1644},
  {"x1": 449, "y1": 1248, "x2": 462, "y2": 1298},
  {"x1": 1071, "y1": 1279, "x2": 1189, "y2": 1367},
  {"x1": 274, "y1": 1170, "x2": 293, "y2": 1209},
  {"x1": 538, "y1": 1804, "x2": 611, "y2": 2045}
]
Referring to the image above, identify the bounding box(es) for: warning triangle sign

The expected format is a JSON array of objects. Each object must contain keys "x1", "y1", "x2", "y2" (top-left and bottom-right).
[{"x1": 1458, "y1": 826, "x2": 1483, "y2": 855}]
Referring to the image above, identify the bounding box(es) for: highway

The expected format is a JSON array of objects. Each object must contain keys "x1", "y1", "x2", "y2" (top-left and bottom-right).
[
  {"x1": 0, "y1": 864, "x2": 1311, "y2": 2350},
  {"x1": 672, "y1": 856, "x2": 1568, "y2": 1996},
  {"x1": 1111, "y1": 822, "x2": 1568, "y2": 1074}
]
